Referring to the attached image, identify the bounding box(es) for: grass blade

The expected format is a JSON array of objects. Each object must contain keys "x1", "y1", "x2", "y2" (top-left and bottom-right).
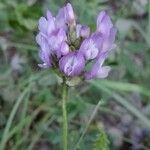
[
  {"x1": 91, "y1": 81, "x2": 150, "y2": 128},
  {"x1": 73, "y1": 99, "x2": 103, "y2": 150},
  {"x1": 0, "y1": 85, "x2": 31, "y2": 150}
]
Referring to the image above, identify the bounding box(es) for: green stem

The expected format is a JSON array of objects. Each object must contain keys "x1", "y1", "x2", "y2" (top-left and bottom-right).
[
  {"x1": 62, "y1": 78, "x2": 68, "y2": 150},
  {"x1": 148, "y1": 0, "x2": 150, "y2": 42}
]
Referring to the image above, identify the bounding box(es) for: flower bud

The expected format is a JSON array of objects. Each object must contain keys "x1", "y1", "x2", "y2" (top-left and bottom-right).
[
  {"x1": 76, "y1": 24, "x2": 90, "y2": 38},
  {"x1": 97, "y1": 11, "x2": 113, "y2": 37},
  {"x1": 80, "y1": 25, "x2": 90, "y2": 38},
  {"x1": 65, "y1": 3, "x2": 75, "y2": 26},
  {"x1": 60, "y1": 42, "x2": 70, "y2": 55}
]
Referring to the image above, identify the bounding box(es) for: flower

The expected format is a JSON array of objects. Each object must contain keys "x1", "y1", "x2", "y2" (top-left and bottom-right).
[
  {"x1": 85, "y1": 52, "x2": 111, "y2": 80},
  {"x1": 76, "y1": 24, "x2": 90, "y2": 38},
  {"x1": 97, "y1": 11, "x2": 113, "y2": 36},
  {"x1": 64, "y1": 3, "x2": 75, "y2": 26},
  {"x1": 96, "y1": 11, "x2": 117, "y2": 54},
  {"x1": 59, "y1": 52, "x2": 85, "y2": 77},
  {"x1": 60, "y1": 42, "x2": 70, "y2": 56},
  {"x1": 79, "y1": 33, "x2": 102, "y2": 60},
  {"x1": 36, "y1": 3, "x2": 116, "y2": 81}
]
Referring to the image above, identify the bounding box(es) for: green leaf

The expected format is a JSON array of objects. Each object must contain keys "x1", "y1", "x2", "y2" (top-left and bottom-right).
[
  {"x1": 91, "y1": 80, "x2": 150, "y2": 98},
  {"x1": 90, "y1": 81, "x2": 150, "y2": 128},
  {"x1": 94, "y1": 128, "x2": 110, "y2": 150}
]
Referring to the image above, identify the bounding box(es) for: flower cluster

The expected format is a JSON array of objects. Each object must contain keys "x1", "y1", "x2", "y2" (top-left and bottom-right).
[{"x1": 36, "y1": 3, "x2": 116, "y2": 80}]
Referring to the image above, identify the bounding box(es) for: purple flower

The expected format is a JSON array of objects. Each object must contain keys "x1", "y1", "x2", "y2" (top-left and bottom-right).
[
  {"x1": 76, "y1": 24, "x2": 90, "y2": 38},
  {"x1": 64, "y1": 3, "x2": 76, "y2": 26},
  {"x1": 97, "y1": 11, "x2": 113, "y2": 37},
  {"x1": 102, "y1": 27, "x2": 117, "y2": 52},
  {"x1": 60, "y1": 42, "x2": 70, "y2": 56},
  {"x1": 59, "y1": 52, "x2": 85, "y2": 77},
  {"x1": 96, "y1": 11, "x2": 117, "y2": 54},
  {"x1": 85, "y1": 52, "x2": 111, "y2": 80},
  {"x1": 79, "y1": 38, "x2": 99, "y2": 60},
  {"x1": 48, "y1": 29, "x2": 67, "y2": 57},
  {"x1": 79, "y1": 33, "x2": 102, "y2": 60},
  {"x1": 36, "y1": 4, "x2": 117, "y2": 80},
  {"x1": 38, "y1": 49, "x2": 51, "y2": 68}
]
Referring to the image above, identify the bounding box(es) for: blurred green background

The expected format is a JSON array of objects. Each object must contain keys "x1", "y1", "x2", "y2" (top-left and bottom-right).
[{"x1": 0, "y1": 0, "x2": 150, "y2": 149}]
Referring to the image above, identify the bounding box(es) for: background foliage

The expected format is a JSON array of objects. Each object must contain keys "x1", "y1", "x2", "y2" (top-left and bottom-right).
[{"x1": 0, "y1": 0, "x2": 150, "y2": 149}]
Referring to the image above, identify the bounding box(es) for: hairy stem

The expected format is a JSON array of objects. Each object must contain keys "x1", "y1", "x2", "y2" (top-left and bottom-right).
[
  {"x1": 62, "y1": 78, "x2": 68, "y2": 150},
  {"x1": 148, "y1": 0, "x2": 150, "y2": 42}
]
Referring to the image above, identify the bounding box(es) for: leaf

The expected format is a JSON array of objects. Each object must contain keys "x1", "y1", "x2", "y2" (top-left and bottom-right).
[
  {"x1": 90, "y1": 81, "x2": 150, "y2": 128},
  {"x1": 94, "y1": 128, "x2": 110, "y2": 150},
  {"x1": 90, "y1": 80, "x2": 150, "y2": 98}
]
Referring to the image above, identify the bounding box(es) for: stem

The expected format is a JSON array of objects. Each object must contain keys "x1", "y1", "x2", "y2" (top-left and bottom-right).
[
  {"x1": 62, "y1": 78, "x2": 68, "y2": 150},
  {"x1": 148, "y1": 0, "x2": 150, "y2": 42}
]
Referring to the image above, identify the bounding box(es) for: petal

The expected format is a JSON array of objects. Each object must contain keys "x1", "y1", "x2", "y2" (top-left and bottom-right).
[
  {"x1": 57, "y1": 28, "x2": 67, "y2": 42},
  {"x1": 36, "y1": 33, "x2": 50, "y2": 53},
  {"x1": 97, "y1": 11, "x2": 113, "y2": 36},
  {"x1": 48, "y1": 29, "x2": 66, "y2": 54},
  {"x1": 47, "y1": 18, "x2": 56, "y2": 36},
  {"x1": 56, "y1": 8, "x2": 67, "y2": 30},
  {"x1": 36, "y1": 33, "x2": 43, "y2": 46},
  {"x1": 96, "y1": 66, "x2": 111, "y2": 78},
  {"x1": 80, "y1": 25, "x2": 90, "y2": 38},
  {"x1": 59, "y1": 52, "x2": 74, "y2": 73},
  {"x1": 46, "y1": 10, "x2": 53, "y2": 20},
  {"x1": 76, "y1": 24, "x2": 82, "y2": 38},
  {"x1": 97, "y1": 11, "x2": 106, "y2": 24},
  {"x1": 85, "y1": 52, "x2": 109, "y2": 80},
  {"x1": 100, "y1": 27, "x2": 117, "y2": 54},
  {"x1": 91, "y1": 32, "x2": 103, "y2": 49},
  {"x1": 65, "y1": 3, "x2": 75, "y2": 25},
  {"x1": 80, "y1": 38, "x2": 99, "y2": 60},
  {"x1": 38, "y1": 17, "x2": 48, "y2": 34},
  {"x1": 59, "y1": 52, "x2": 85, "y2": 77},
  {"x1": 38, "y1": 50, "x2": 51, "y2": 68},
  {"x1": 76, "y1": 24, "x2": 90, "y2": 38},
  {"x1": 108, "y1": 27, "x2": 117, "y2": 44},
  {"x1": 60, "y1": 42, "x2": 69, "y2": 56}
]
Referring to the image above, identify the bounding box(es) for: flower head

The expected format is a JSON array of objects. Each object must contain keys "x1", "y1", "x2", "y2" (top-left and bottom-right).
[{"x1": 36, "y1": 3, "x2": 117, "y2": 83}]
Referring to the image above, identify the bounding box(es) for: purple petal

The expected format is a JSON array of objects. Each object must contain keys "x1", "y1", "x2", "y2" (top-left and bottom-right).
[
  {"x1": 46, "y1": 10, "x2": 53, "y2": 20},
  {"x1": 76, "y1": 24, "x2": 82, "y2": 38},
  {"x1": 47, "y1": 18, "x2": 56, "y2": 36},
  {"x1": 60, "y1": 42, "x2": 69, "y2": 56},
  {"x1": 48, "y1": 29, "x2": 66, "y2": 52},
  {"x1": 38, "y1": 50, "x2": 51, "y2": 68},
  {"x1": 100, "y1": 27, "x2": 117, "y2": 54},
  {"x1": 91, "y1": 32, "x2": 103, "y2": 50},
  {"x1": 97, "y1": 11, "x2": 113, "y2": 36},
  {"x1": 108, "y1": 27, "x2": 117, "y2": 45},
  {"x1": 36, "y1": 33, "x2": 50, "y2": 53},
  {"x1": 85, "y1": 52, "x2": 110, "y2": 80},
  {"x1": 80, "y1": 25, "x2": 90, "y2": 38},
  {"x1": 79, "y1": 38, "x2": 99, "y2": 60},
  {"x1": 76, "y1": 24, "x2": 90, "y2": 38},
  {"x1": 59, "y1": 52, "x2": 85, "y2": 77},
  {"x1": 96, "y1": 66, "x2": 111, "y2": 78},
  {"x1": 38, "y1": 17, "x2": 48, "y2": 34},
  {"x1": 56, "y1": 8, "x2": 67, "y2": 30},
  {"x1": 64, "y1": 3, "x2": 75, "y2": 26}
]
